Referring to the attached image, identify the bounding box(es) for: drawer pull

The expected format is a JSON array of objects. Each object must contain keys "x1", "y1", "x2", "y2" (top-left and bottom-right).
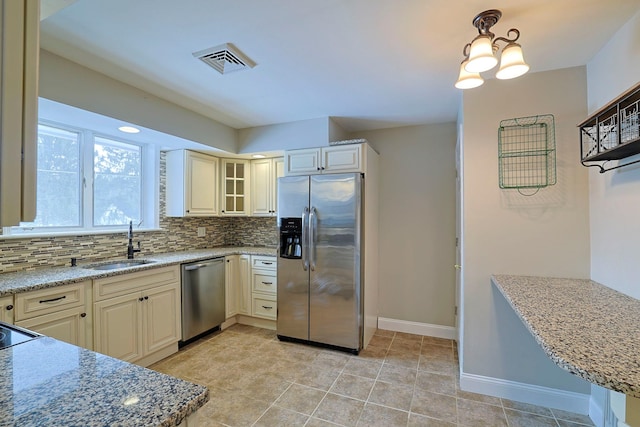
[
  {"x1": 261, "y1": 305, "x2": 273, "y2": 310},
  {"x1": 5, "y1": 305, "x2": 13, "y2": 311},
  {"x1": 80, "y1": 313, "x2": 87, "y2": 318},
  {"x1": 39, "y1": 295, "x2": 66, "y2": 304},
  {"x1": 261, "y1": 281, "x2": 273, "y2": 285},
  {"x1": 261, "y1": 262, "x2": 273, "y2": 265}
]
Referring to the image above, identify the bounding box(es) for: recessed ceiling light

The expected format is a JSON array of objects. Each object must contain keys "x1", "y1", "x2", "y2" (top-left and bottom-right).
[
  {"x1": 118, "y1": 126, "x2": 140, "y2": 134},
  {"x1": 252, "y1": 154, "x2": 266, "y2": 159}
]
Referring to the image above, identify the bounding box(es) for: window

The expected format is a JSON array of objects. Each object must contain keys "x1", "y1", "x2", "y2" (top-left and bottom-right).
[
  {"x1": 93, "y1": 136, "x2": 142, "y2": 226},
  {"x1": 6, "y1": 122, "x2": 157, "y2": 235}
]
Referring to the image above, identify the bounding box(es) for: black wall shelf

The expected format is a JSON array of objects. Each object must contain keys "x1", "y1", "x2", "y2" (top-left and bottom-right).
[{"x1": 579, "y1": 82, "x2": 640, "y2": 173}]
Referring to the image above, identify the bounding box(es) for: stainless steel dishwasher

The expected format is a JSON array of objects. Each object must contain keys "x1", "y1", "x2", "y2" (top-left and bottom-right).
[{"x1": 180, "y1": 257, "x2": 225, "y2": 345}]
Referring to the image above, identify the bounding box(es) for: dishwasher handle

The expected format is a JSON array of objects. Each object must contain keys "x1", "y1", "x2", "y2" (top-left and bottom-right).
[{"x1": 183, "y1": 259, "x2": 223, "y2": 271}]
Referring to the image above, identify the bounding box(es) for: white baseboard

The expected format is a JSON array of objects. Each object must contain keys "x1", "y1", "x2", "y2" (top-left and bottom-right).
[
  {"x1": 377, "y1": 317, "x2": 456, "y2": 339},
  {"x1": 460, "y1": 372, "x2": 591, "y2": 415}
]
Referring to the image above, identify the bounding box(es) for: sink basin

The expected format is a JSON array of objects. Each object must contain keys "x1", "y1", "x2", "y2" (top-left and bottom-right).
[{"x1": 87, "y1": 259, "x2": 155, "y2": 270}]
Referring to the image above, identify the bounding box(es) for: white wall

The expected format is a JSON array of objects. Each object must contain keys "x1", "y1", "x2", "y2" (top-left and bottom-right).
[
  {"x1": 461, "y1": 67, "x2": 591, "y2": 397},
  {"x1": 586, "y1": 9, "x2": 640, "y2": 424},
  {"x1": 40, "y1": 50, "x2": 237, "y2": 152},
  {"x1": 587, "y1": 10, "x2": 640, "y2": 299},
  {"x1": 237, "y1": 117, "x2": 331, "y2": 153},
  {"x1": 359, "y1": 123, "x2": 457, "y2": 328}
]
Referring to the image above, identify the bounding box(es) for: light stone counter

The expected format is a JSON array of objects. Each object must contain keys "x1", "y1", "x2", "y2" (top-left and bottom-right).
[
  {"x1": 491, "y1": 274, "x2": 640, "y2": 398},
  {"x1": 0, "y1": 246, "x2": 276, "y2": 296},
  {"x1": 0, "y1": 334, "x2": 208, "y2": 426}
]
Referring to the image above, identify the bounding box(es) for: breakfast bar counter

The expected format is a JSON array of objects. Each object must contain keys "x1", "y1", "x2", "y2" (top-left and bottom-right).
[
  {"x1": 491, "y1": 274, "x2": 640, "y2": 398},
  {"x1": 0, "y1": 334, "x2": 209, "y2": 426}
]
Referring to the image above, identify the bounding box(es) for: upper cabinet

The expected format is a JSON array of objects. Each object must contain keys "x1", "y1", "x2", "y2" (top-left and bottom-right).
[
  {"x1": 220, "y1": 159, "x2": 250, "y2": 216},
  {"x1": 251, "y1": 157, "x2": 284, "y2": 216},
  {"x1": 166, "y1": 150, "x2": 219, "y2": 217},
  {"x1": 0, "y1": 0, "x2": 39, "y2": 226},
  {"x1": 285, "y1": 144, "x2": 363, "y2": 175}
]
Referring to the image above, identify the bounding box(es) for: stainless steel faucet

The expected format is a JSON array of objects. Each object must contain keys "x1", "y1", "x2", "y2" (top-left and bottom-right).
[{"x1": 127, "y1": 220, "x2": 141, "y2": 259}]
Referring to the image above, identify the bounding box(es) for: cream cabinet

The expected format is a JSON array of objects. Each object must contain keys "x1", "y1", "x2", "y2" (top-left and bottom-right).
[
  {"x1": 225, "y1": 254, "x2": 251, "y2": 318},
  {"x1": 285, "y1": 144, "x2": 363, "y2": 175},
  {"x1": 220, "y1": 159, "x2": 250, "y2": 216},
  {"x1": 237, "y1": 255, "x2": 251, "y2": 315},
  {"x1": 225, "y1": 256, "x2": 238, "y2": 318},
  {"x1": 251, "y1": 157, "x2": 284, "y2": 216},
  {"x1": 250, "y1": 256, "x2": 277, "y2": 320},
  {"x1": 93, "y1": 266, "x2": 181, "y2": 367},
  {"x1": 166, "y1": 150, "x2": 219, "y2": 217},
  {"x1": 0, "y1": 295, "x2": 14, "y2": 323},
  {"x1": 14, "y1": 281, "x2": 92, "y2": 349},
  {"x1": 0, "y1": 0, "x2": 39, "y2": 226}
]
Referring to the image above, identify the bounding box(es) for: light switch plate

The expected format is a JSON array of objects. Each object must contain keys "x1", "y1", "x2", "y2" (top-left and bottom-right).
[{"x1": 197, "y1": 227, "x2": 206, "y2": 237}]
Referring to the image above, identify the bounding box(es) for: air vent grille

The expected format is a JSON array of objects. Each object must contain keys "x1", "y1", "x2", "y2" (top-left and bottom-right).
[{"x1": 193, "y1": 43, "x2": 256, "y2": 75}]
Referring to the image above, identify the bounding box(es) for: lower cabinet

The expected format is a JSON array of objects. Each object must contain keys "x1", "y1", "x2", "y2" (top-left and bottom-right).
[
  {"x1": 225, "y1": 256, "x2": 239, "y2": 318},
  {"x1": 225, "y1": 254, "x2": 252, "y2": 319},
  {"x1": 224, "y1": 254, "x2": 274, "y2": 322},
  {"x1": 0, "y1": 295, "x2": 14, "y2": 323},
  {"x1": 238, "y1": 255, "x2": 251, "y2": 315},
  {"x1": 251, "y1": 256, "x2": 277, "y2": 320},
  {"x1": 93, "y1": 266, "x2": 181, "y2": 367},
  {"x1": 14, "y1": 281, "x2": 92, "y2": 349}
]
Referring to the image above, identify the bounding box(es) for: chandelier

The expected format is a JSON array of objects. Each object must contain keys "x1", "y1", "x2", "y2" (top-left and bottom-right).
[{"x1": 455, "y1": 9, "x2": 530, "y2": 89}]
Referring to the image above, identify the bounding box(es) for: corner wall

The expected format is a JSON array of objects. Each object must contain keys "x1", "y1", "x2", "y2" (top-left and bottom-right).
[
  {"x1": 460, "y1": 66, "x2": 592, "y2": 407},
  {"x1": 587, "y1": 9, "x2": 640, "y2": 299},
  {"x1": 586, "y1": 9, "x2": 640, "y2": 425},
  {"x1": 358, "y1": 123, "x2": 457, "y2": 330}
]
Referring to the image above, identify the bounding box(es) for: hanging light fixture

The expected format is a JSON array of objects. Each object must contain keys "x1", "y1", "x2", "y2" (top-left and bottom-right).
[{"x1": 455, "y1": 9, "x2": 529, "y2": 89}]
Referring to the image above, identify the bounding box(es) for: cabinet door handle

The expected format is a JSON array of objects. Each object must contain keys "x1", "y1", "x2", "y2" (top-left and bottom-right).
[
  {"x1": 261, "y1": 281, "x2": 273, "y2": 285},
  {"x1": 6, "y1": 305, "x2": 13, "y2": 311},
  {"x1": 139, "y1": 297, "x2": 144, "y2": 302},
  {"x1": 144, "y1": 296, "x2": 149, "y2": 300},
  {"x1": 39, "y1": 295, "x2": 66, "y2": 304},
  {"x1": 80, "y1": 313, "x2": 86, "y2": 318},
  {"x1": 261, "y1": 305, "x2": 273, "y2": 310}
]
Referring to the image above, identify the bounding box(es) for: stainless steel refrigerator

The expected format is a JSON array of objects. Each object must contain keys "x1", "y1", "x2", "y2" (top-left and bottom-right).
[{"x1": 277, "y1": 173, "x2": 364, "y2": 353}]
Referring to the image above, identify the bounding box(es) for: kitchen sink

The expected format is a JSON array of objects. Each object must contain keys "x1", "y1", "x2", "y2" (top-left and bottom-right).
[{"x1": 86, "y1": 259, "x2": 155, "y2": 270}]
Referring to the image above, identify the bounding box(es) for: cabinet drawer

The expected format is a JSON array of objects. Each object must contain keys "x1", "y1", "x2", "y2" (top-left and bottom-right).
[
  {"x1": 94, "y1": 266, "x2": 180, "y2": 301},
  {"x1": 252, "y1": 295, "x2": 277, "y2": 320},
  {"x1": 15, "y1": 281, "x2": 89, "y2": 321},
  {"x1": 253, "y1": 273, "x2": 277, "y2": 295},
  {"x1": 251, "y1": 256, "x2": 276, "y2": 270}
]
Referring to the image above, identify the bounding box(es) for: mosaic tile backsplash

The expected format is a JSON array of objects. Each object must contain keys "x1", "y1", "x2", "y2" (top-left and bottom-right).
[{"x1": 0, "y1": 152, "x2": 277, "y2": 273}]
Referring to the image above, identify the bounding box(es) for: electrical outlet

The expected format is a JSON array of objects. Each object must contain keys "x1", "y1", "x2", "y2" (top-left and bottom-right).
[{"x1": 197, "y1": 227, "x2": 206, "y2": 237}]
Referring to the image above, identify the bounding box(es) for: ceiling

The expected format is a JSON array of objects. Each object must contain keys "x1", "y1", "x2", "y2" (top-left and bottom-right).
[{"x1": 40, "y1": 0, "x2": 639, "y2": 133}]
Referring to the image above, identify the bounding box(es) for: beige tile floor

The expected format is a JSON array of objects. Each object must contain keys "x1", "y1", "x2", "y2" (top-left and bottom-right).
[{"x1": 150, "y1": 325, "x2": 595, "y2": 427}]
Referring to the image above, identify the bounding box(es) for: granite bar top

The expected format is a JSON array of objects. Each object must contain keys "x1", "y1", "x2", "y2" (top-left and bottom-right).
[
  {"x1": 0, "y1": 246, "x2": 277, "y2": 296},
  {"x1": 491, "y1": 274, "x2": 640, "y2": 398},
  {"x1": 0, "y1": 334, "x2": 209, "y2": 426}
]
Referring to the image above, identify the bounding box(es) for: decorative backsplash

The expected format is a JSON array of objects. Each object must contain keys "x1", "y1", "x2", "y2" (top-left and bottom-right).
[{"x1": 0, "y1": 152, "x2": 277, "y2": 274}]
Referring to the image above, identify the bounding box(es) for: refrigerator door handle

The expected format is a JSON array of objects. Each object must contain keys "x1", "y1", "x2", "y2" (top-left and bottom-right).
[
  {"x1": 301, "y1": 207, "x2": 309, "y2": 271},
  {"x1": 309, "y1": 206, "x2": 317, "y2": 271}
]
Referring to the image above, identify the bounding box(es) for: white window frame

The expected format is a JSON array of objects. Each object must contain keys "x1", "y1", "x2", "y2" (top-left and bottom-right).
[{"x1": 3, "y1": 120, "x2": 159, "y2": 237}]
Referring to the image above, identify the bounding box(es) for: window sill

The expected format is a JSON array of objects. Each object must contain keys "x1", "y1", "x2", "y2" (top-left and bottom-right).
[{"x1": 0, "y1": 228, "x2": 162, "y2": 240}]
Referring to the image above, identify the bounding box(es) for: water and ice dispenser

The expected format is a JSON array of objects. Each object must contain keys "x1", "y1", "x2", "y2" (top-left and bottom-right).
[{"x1": 279, "y1": 217, "x2": 302, "y2": 259}]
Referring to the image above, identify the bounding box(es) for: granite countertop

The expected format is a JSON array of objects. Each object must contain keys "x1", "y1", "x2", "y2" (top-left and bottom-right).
[
  {"x1": 0, "y1": 334, "x2": 208, "y2": 426},
  {"x1": 0, "y1": 246, "x2": 277, "y2": 296},
  {"x1": 491, "y1": 274, "x2": 640, "y2": 398}
]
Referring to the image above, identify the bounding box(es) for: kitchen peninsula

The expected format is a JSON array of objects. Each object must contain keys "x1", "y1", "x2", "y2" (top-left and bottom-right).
[
  {"x1": 492, "y1": 274, "x2": 640, "y2": 424},
  {"x1": 0, "y1": 332, "x2": 208, "y2": 426}
]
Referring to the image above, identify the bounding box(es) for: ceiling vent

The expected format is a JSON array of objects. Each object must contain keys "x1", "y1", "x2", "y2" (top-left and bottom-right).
[{"x1": 192, "y1": 43, "x2": 256, "y2": 75}]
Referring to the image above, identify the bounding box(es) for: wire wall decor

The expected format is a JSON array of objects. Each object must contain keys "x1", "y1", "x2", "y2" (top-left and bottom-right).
[{"x1": 498, "y1": 114, "x2": 556, "y2": 195}]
